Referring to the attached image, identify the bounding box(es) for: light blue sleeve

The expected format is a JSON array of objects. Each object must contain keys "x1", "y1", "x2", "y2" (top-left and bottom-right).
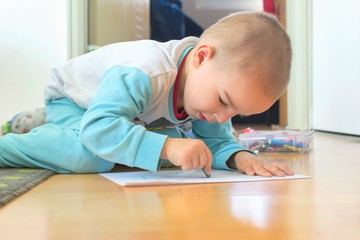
[
  {"x1": 191, "y1": 119, "x2": 256, "y2": 170},
  {"x1": 79, "y1": 66, "x2": 168, "y2": 172}
]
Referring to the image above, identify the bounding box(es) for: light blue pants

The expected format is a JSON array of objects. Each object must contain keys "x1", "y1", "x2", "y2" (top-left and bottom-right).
[{"x1": 0, "y1": 98, "x2": 182, "y2": 173}]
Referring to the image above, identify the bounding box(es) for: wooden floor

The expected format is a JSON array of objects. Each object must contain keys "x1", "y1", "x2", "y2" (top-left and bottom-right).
[{"x1": 0, "y1": 130, "x2": 359, "y2": 240}]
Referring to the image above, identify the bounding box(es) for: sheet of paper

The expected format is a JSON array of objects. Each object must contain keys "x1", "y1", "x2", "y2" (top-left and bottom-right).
[{"x1": 100, "y1": 169, "x2": 311, "y2": 187}]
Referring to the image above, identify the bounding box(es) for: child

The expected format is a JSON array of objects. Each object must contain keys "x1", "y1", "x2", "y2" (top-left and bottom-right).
[{"x1": 0, "y1": 12, "x2": 293, "y2": 177}]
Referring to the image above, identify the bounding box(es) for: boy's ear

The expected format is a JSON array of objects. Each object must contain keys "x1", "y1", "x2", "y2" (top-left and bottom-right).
[{"x1": 192, "y1": 44, "x2": 214, "y2": 68}]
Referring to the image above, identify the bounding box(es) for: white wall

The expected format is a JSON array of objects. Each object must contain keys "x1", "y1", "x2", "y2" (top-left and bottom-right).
[
  {"x1": 0, "y1": 1, "x2": 68, "y2": 123},
  {"x1": 313, "y1": 0, "x2": 360, "y2": 135}
]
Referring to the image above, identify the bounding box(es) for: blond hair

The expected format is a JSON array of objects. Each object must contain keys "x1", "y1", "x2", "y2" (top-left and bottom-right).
[{"x1": 199, "y1": 12, "x2": 292, "y2": 98}]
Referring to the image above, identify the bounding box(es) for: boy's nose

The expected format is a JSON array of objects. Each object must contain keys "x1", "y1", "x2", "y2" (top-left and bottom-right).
[{"x1": 215, "y1": 110, "x2": 235, "y2": 124}]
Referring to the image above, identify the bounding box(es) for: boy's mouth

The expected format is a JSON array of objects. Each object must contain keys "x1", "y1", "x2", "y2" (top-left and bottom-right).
[{"x1": 198, "y1": 112, "x2": 207, "y2": 121}]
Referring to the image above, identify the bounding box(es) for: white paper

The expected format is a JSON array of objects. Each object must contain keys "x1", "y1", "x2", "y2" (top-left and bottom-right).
[{"x1": 100, "y1": 169, "x2": 311, "y2": 187}]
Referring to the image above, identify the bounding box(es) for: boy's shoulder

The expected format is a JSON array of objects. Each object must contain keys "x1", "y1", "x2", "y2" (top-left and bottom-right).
[
  {"x1": 99, "y1": 37, "x2": 199, "y2": 62},
  {"x1": 103, "y1": 37, "x2": 199, "y2": 76}
]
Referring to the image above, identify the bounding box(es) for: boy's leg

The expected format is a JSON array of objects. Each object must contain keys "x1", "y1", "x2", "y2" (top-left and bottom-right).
[{"x1": 0, "y1": 98, "x2": 114, "y2": 173}]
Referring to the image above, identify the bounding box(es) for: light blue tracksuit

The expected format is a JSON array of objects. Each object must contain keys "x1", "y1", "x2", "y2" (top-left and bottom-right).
[{"x1": 0, "y1": 37, "x2": 249, "y2": 173}]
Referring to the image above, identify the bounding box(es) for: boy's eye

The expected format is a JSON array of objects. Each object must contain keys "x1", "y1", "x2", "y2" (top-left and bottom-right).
[{"x1": 219, "y1": 96, "x2": 227, "y2": 106}]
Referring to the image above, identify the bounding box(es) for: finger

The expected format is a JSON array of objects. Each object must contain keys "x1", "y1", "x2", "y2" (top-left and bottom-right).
[
  {"x1": 203, "y1": 147, "x2": 213, "y2": 175},
  {"x1": 263, "y1": 164, "x2": 285, "y2": 177},
  {"x1": 272, "y1": 162, "x2": 294, "y2": 175},
  {"x1": 252, "y1": 163, "x2": 272, "y2": 177},
  {"x1": 238, "y1": 159, "x2": 256, "y2": 176},
  {"x1": 196, "y1": 151, "x2": 207, "y2": 170},
  {"x1": 192, "y1": 155, "x2": 201, "y2": 169},
  {"x1": 180, "y1": 157, "x2": 192, "y2": 171}
]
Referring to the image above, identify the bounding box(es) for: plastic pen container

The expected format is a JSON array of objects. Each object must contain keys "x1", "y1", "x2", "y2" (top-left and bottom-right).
[{"x1": 238, "y1": 130, "x2": 314, "y2": 153}]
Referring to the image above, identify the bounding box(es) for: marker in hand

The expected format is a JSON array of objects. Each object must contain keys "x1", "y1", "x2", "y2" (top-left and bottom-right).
[{"x1": 202, "y1": 167, "x2": 211, "y2": 178}]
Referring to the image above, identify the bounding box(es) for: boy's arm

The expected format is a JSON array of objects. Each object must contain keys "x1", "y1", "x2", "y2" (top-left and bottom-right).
[
  {"x1": 79, "y1": 66, "x2": 167, "y2": 172},
  {"x1": 191, "y1": 119, "x2": 253, "y2": 170}
]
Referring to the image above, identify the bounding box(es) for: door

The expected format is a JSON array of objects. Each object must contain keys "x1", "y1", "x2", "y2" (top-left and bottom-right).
[{"x1": 313, "y1": 0, "x2": 360, "y2": 135}]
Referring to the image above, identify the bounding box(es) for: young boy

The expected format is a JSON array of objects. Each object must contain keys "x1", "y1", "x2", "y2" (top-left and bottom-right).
[{"x1": 0, "y1": 12, "x2": 293, "y2": 177}]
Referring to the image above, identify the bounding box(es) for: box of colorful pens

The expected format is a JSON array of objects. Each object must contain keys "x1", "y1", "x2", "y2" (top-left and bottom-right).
[{"x1": 238, "y1": 130, "x2": 313, "y2": 153}]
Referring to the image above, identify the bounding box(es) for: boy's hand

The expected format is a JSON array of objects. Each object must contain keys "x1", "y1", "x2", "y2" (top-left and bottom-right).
[
  {"x1": 161, "y1": 138, "x2": 212, "y2": 175},
  {"x1": 227, "y1": 151, "x2": 294, "y2": 177}
]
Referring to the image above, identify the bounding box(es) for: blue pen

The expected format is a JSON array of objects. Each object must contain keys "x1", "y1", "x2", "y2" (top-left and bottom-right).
[{"x1": 202, "y1": 168, "x2": 211, "y2": 178}]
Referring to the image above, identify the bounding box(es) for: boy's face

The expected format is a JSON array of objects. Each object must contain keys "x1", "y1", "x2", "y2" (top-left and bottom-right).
[{"x1": 181, "y1": 49, "x2": 276, "y2": 124}]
